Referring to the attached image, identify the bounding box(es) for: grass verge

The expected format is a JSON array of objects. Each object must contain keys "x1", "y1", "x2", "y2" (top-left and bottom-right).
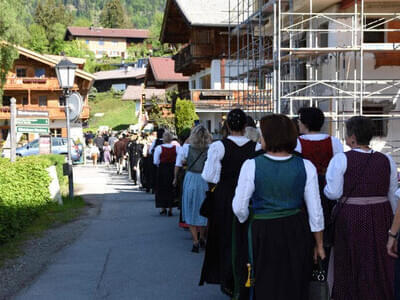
[{"x1": 0, "y1": 196, "x2": 86, "y2": 267}]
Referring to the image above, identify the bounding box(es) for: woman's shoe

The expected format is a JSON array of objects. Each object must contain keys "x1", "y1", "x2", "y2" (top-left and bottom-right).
[
  {"x1": 199, "y1": 238, "x2": 206, "y2": 249},
  {"x1": 191, "y1": 243, "x2": 199, "y2": 253},
  {"x1": 160, "y1": 210, "x2": 167, "y2": 215},
  {"x1": 168, "y1": 211, "x2": 173, "y2": 217}
]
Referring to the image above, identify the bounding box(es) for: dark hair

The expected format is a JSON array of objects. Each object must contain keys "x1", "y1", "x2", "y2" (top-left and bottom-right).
[
  {"x1": 260, "y1": 114, "x2": 297, "y2": 153},
  {"x1": 227, "y1": 109, "x2": 247, "y2": 132},
  {"x1": 298, "y1": 107, "x2": 325, "y2": 132},
  {"x1": 157, "y1": 128, "x2": 165, "y2": 139},
  {"x1": 246, "y1": 115, "x2": 256, "y2": 128},
  {"x1": 345, "y1": 116, "x2": 375, "y2": 145}
]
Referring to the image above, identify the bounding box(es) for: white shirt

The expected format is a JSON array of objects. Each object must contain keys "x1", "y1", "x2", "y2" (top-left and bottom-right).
[
  {"x1": 176, "y1": 143, "x2": 190, "y2": 167},
  {"x1": 295, "y1": 134, "x2": 344, "y2": 155},
  {"x1": 324, "y1": 149, "x2": 398, "y2": 213},
  {"x1": 201, "y1": 136, "x2": 262, "y2": 184},
  {"x1": 232, "y1": 154, "x2": 324, "y2": 232},
  {"x1": 153, "y1": 143, "x2": 180, "y2": 166},
  {"x1": 149, "y1": 138, "x2": 162, "y2": 154}
]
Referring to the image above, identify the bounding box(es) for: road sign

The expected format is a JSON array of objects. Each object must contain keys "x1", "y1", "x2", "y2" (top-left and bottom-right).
[
  {"x1": 17, "y1": 110, "x2": 49, "y2": 117},
  {"x1": 16, "y1": 118, "x2": 49, "y2": 126},
  {"x1": 17, "y1": 126, "x2": 50, "y2": 134}
]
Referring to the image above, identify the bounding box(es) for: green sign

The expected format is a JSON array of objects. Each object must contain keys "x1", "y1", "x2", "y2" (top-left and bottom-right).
[
  {"x1": 17, "y1": 126, "x2": 50, "y2": 134},
  {"x1": 16, "y1": 118, "x2": 49, "y2": 126}
]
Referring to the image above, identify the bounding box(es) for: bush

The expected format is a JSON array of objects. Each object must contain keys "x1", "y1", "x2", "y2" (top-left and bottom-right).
[
  {"x1": 0, "y1": 155, "x2": 66, "y2": 244},
  {"x1": 175, "y1": 98, "x2": 199, "y2": 136}
]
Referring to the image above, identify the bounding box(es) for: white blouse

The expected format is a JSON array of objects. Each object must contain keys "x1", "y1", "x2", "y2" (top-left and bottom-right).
[
  {"x1": 176, "y1": 143, "x2": 190, "y2": 167},
  {"x1": 232, "y1": 154, "x2": 324, "y2": 232},
  {"x1": 153, "y1": 143, "x2": 180, "y2": 166},
  {"x1": 324, "y1": 149, "x2": 398, "y2": 212},
  {"x1": 295, "y1": 134, "x2": 344, "y2": 155},
  {"x1": 201, "y1": 136, "x2": 262, "y2": 184}
]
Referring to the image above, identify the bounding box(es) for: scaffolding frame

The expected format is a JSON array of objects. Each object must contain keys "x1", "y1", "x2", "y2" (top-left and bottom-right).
[{"x1": 227, "y1": 0, "x2": 400, "y2": 135}]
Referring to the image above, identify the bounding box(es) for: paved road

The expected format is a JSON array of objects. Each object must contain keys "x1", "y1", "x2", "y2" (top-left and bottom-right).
[{"x1": 16, "y1": 165, "x2": 223, "y2": 300}]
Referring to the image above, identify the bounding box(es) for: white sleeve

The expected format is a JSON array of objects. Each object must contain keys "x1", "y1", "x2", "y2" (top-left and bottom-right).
[
  {"x1": 175, "y1": 144, "x2": 188, "y2": 167},
  {"x1": 295, "y1": 138, "x2": 302, "y2": 153},
  {"x1": 324, "y1": 153, "x2": 347, "y2": 200},
  {"x1": 303, "y1": 159, "x2": 325, "y2": 232},
  {"x1": 201, "y1": 141, "x2": 225, "y2": 184},
  {"x1": 331, "y1": 136, "x2": 344, "y2": 155},
  {"x1": 149, "y1": 140, "x2": 156, "y2": 154},
  {"x1": 153, "y1": 145, "x2": 161, "y2": 166},
  {"x1": 385, "y1": 153, "x2": 398, "y2": 213},
  {"x1": 255, "y1": 143, "x2": 262, "y2": 151},
  {"x1": 232, "y1": 159, "x2": 255, "y2": 223}
]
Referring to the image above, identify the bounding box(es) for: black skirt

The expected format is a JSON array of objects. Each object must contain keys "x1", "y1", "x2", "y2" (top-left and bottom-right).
[
  {"x1": 237, "y1": 212, "x2": 313, "y2": 300},
  {"x1": 155, "y1": 162, "x2": 176, "y2": 208}
]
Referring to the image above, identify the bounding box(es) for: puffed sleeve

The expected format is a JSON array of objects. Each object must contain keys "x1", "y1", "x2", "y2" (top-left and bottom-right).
[
  {"x1": 331, "y1": 136, "x2": 344, "y2": 155},
  {"x1": 176, "y1": 144, "x2": 190, "y2": 167},
  {"x1": 232, "y1": 159, "x2": 255, "y2": 223},
  {"x1": 324, "y1": 153, "x2": 347, "y2": 200},
  {"x1": 201, "y1": 141, "x2": 225, "y2": 184},
  {"x1": 385, "y1": 153, "x2": 398, "y2": 213},
  {"x1": 295, "y1": 138, "x2": 302, "y2": 153},
  {"x1": 303, "y1": 159, "x2": 324, "y2": 232},
  {"x1": 153, "y1": 145, "x2": 162, "y2": 166}
]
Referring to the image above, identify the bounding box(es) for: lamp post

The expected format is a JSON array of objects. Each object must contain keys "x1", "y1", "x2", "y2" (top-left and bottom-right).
[{"x1": 55, "y1": 58, "x2": 77, "y2": 200}]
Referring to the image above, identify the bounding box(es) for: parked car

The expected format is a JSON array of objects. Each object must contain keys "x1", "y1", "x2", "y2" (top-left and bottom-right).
[{"x1": 16, "y1": 137, "x2": 81, "y2": 162}]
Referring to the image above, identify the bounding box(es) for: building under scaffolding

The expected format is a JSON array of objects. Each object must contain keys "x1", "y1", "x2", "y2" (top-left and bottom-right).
[{"x1": 227, "y1": 0, "x2": 400, "y2": 160}]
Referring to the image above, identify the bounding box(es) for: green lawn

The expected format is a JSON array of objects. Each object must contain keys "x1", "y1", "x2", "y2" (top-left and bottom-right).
[{"x1": 87, "y1": 91, "x2": 137, "y2": 131}]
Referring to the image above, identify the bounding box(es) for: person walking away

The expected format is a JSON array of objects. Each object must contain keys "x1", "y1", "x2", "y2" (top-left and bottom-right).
[
  {"x1": 387, "y1": 188, "x2": 400, "y2": 300},
  {"x1": 232, "y1": 114, "x2": 325, "y2": 300},
  {"x1": 174, "y1": 125, "x2": 212, "y2": 252},
  {"x1": 127, "y1": 134, "x2": 142, "y2": 185},
  {"x1": 88, "y1": 140, "x2": 99, "y2": 166},
  {"x1": 108, "y1": 133, "x2": 118, "y2": 164},
  {"x1": 114, "y1": 135, "x2": 127, "y2": 174},
  {"x1": 200, "y1": 109, "x2": 260, "y2": 296},
  {"x1": 324, "y1": 116, "x2": 398, "y2": 300},
  {"x1": 150, "y1": 128, "x2": 165, "y2": 193},
  {"x1": 153, "y1": 131, "x2": 179, "y2": 216},
  {"x1": 94, "y1": 133, "x2": 105, "y2": 164},
  {"x1": 103, "y1": 141, "x2": 111, "y2": 167},
  {"x1": 141, "y1": 134, "x2": 153, "y2": 192}
]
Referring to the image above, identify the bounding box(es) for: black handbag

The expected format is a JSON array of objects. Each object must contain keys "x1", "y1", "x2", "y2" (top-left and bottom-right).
[
  {"x1": 309, "y1": 258, "x2": 330, "y2": 300},
  {"x1": 200, "y1": 185, "x2": 216, "y2": 218}
]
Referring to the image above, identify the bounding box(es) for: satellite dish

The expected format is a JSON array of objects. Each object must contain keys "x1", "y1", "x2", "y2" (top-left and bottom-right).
[{"x1": 66, "y1": 92, "x2": 83, "y2": 122}]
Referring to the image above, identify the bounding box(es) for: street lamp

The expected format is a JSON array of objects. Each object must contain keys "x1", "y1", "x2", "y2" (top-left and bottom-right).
[{"x1": 55, "y1": 58, "x2": 77, "y2": 200}]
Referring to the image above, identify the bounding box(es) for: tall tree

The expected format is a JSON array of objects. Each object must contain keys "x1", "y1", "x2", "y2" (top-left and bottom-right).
[
  {"x1": 99, "y1": 0, "x2": 131, "y2": 28},
  {"x1": 28, "y1": 24, "x2": 49, "y2": 53},
  {"x1": 0, "y1": 0, "x2": 29, "y2": 101},
  {"x1": 175, "y1": 98, "x2": 199, "y2": 136}
]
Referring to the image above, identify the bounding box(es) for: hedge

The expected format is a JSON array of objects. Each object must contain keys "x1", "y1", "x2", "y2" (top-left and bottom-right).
[{"x1": 0, "y1": 155, "x2": 67, "y2": 244}]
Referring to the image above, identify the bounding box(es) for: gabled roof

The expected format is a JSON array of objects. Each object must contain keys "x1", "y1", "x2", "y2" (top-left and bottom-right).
[
  {"x1": 66, "y1": 27, "x2": 149, "y2": 39},
  {"x1": 174, "y1": 0, "x2": 230, "y2": 26},
  {"x1": 94, "y1": 68, "x2": 146, "y2": 81},
  {"x1": 147, "y1": 57, "x2": 189, "y2": 82},
  {"x1": 14, "y1": 45, "x2": 95, "y2": 82},
  {"x1": 44, "y1": 54, "x2": 86, "y2": 67},
  {"x1": 122, "y1": 85, "x2": 166, "y2": 101}
]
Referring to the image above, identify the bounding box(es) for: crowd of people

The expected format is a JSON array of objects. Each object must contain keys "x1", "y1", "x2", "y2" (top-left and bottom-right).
[{"x1": 86, "y1": 106, "x2": 400, "y2": 300}]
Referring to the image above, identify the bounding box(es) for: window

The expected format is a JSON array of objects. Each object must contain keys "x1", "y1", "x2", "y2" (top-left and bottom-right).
[
  {"x1": 39, "y1": 96, "x2": 47, "y2": 107},
  {"x1": 363, "y1": 106, "x2": 387, "y2": 137},
  {"x1": 35, "y1": 68, "x2": 45, "y2": 78},
  {"x1": 191, "y1": 80, "x2": 196, "y2": 89},
  {"x1": 364, "y1": 18, "x2": 385, "y2": 43},
  {"x1": 85, "y1": 40, "x2": 89, "y2": 44},
  {"x1": 111, "y1": 83, "x2": 127, "y2": 92},
  {"x1": 206, "y1": 120, "x2": 211, "y2": 132},
  {"x1": 200, "y1": 74, "x2": 211, "y2": 89},
  {"x1": 113, "y1": 40, "x2": 118, "y2": 45},
  {"x1": 99, "y1": 40, "x2": 104, "y2": 46},
  {"x1": 319, "y1": 22, "x2": 329, "y2": 47},
  {"x1": 2, "y1": 96, "x2": 11, "y2": 106},
  {"x1": 23, "y1": 97, "x2": 28, "y2": 106},
  {"x1": 16, "y1": 68, "x2": 27, "y2": 78},
  {"x1": 50, "y1": 129, "x2": 62, "y2": 138}
]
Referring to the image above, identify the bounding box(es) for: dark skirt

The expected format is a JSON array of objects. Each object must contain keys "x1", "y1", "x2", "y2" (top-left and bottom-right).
[
  {"x1": 200, "y1": 179, "x2": 237, "y2": 295},
  {"x1": 155, "y1": 162, "x2": 176, "y2": 208},
  {"x1": 236, "y1": 213, "x2": 313, "y2": 300},
  {"x1": 333, "y1": 202, "x2": 395, "y2": 300}
]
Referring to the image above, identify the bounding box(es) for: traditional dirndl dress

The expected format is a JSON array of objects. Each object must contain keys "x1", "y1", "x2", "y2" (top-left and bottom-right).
[{"x1": 155, "y1": 145, "x2": 177, "y2": 208}]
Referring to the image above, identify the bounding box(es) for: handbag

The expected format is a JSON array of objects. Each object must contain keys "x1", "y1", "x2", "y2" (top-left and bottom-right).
[
  {"x1": 324, "y1": 151, "x2": 374, "y2": 247},
  {"x1": 309, "y1": 258, "x2": 330, "y2": 300},
  {"x1": 200, "y1": 185, "x2": 216, "y2": 218}
]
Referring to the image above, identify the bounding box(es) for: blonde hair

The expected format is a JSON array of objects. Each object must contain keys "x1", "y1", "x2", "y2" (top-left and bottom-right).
[
  {"x1": 189, "y1": 125, "x2": 212, "y2": 149},
  {"x1": 162, "y1": 131, "x2": 174, "y2": 143}
]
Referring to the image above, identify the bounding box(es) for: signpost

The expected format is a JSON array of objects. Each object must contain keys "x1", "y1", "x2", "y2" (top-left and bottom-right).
[
  {"x1": 17, "y1": 110, "x2": 49, "y2": 117},
  {"x1": 16, "y1": 110, "x2": 50, "y2": 135},
  {"x1": 16, "y1": 118, "x2": 49, "y2": 126},
  {"x1": 16, "y1": 126, "x2": 50, "y2": 134}
]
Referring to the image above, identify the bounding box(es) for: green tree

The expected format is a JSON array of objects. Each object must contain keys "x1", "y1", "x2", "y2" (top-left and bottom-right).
[
  {"x1": 149, "y1": 11, "x2": 170, "y2": 57},
  {"x1": 72, "y1": 16, "x2": 92, "y2": 27},
  {"x1": 99, "y1": 0, "x2": 131, "y2": 28},
  {"x1": 28, "y1": 24, "x2": 49, "y2": 53},
  {"x1": 175, "y1": 98, "x2": 198, "y2": 136},
  {"x1": 0, "y1": 0, "x2": 29, "y2": 101}
]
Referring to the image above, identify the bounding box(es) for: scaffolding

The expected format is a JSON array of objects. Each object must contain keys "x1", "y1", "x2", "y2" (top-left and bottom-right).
[{"x1": 227, "y1": 0, "x2": 400, "y2": 139}]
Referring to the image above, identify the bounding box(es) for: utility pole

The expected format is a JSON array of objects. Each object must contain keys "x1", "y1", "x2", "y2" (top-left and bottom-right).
[{"x1": 10, "y1": 97, "x2": 17, "y2": 162}]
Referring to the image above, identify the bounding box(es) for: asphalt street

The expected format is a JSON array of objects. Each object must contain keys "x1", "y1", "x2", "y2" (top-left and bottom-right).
[{"x1": 15, "y1": 165, "x2": 223, "y2": 300}]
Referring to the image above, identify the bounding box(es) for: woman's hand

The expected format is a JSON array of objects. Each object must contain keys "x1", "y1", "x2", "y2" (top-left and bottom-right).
[
  {"x1": 387, "y1": 236, "x2": 398, "y2": 258},
  {"x1": 172, "y1": 178, "x2": 177, "y2": 187},
  {"x1": 313, "y1": 244, "x2": 326, "y2": 262}
]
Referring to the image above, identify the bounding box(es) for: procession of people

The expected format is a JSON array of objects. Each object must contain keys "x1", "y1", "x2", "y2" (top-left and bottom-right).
[{"x1": 86, "y1": 106, "x2": 400, "y2": 300}]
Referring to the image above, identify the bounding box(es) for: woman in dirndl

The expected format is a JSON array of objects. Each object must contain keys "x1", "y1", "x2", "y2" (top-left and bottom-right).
[
  {"x1": 232, "y1": 114, "x2": 325, "y2": 300},
  {"x1": 324, "y1": 116, "x2": 398, "y2": 300},
  {"x1": 174, "y1": 125, "x2": 212, "y2": 252},
  {"x1": 388, "y1": 189, "x2": 400, "y2": 300},
  {"x1": 153, "y1": 131, "x2": 180, "y2": 216}
]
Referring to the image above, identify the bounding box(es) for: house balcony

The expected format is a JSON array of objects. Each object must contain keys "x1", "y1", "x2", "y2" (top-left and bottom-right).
[
  {"x1": 4, "y1": 77, "x2": 78, "y2": 91},
  {"x1": 173, "y1": 45, "x2": 214, "y2": 76},
  {"x1": 191, "y1": 89, "x2": 273, "y2": 112},
  {"x1": 0, "y1": 105, "x2": 90, "y2": 120}
]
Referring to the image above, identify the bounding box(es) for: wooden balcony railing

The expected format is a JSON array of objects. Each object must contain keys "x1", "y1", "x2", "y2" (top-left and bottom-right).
[
  {"x1": 4, "y1": 77, "x2": 62, "y2": 90},
  {"x1": 0, "y1": 105, "x2": 90, "y2": 119},
  {"x1": 173, "y1": 44, "x2": 214, "y2": 73}
]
